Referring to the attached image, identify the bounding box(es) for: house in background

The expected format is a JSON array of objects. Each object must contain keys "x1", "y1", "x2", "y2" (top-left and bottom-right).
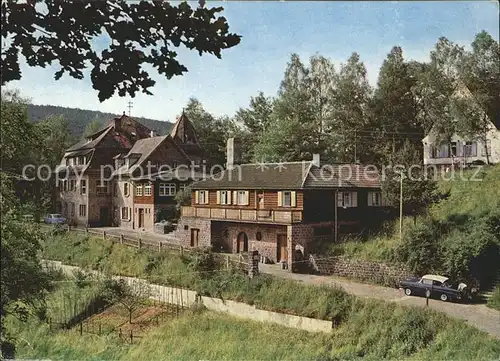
[
  {"x1": 422, "y1": 85, "x2": 500, "y2": 169},
  {"x1": 170, "y1": 139, "x2": 388, "y2": 271},
  {"x1": 170, "y1": 111, "x2": 205, "y2": 166},
  {"x1": 56, "y1": 114, "x2": 152, "y2": 226}
]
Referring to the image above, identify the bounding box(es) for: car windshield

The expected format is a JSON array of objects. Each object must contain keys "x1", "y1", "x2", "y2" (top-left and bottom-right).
[{"x1": 52, "y1": 214, "x2": 63, "y2": 218}]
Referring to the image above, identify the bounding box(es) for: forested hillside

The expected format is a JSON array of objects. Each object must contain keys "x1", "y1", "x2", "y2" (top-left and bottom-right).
[{"x1": 27, "y1": 104, "x2": 173, "y2": 138}]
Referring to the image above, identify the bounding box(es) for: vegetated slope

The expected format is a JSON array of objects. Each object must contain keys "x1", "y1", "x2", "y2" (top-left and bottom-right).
[{"x1": 27, "y1": 104, "x2": 173, "y2": 138}]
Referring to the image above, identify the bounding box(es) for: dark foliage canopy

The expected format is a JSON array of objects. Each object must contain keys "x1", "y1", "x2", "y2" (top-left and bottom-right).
[{"x1": 1, "y1": 0, "x2": 241, "y2": 101}]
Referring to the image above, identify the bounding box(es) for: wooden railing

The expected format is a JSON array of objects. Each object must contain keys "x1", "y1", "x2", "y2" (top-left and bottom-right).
[{"x1": 181, "y1": 206, "x2": 302, "y2": 224}]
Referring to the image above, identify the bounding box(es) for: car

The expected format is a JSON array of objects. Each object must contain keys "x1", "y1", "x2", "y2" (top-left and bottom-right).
[
  {"x1": 44, "y1": 213, "x2": 67, "y2": 224},
  {"x1": 399, "y1": 274, "x2": 477, "y2": 302}
]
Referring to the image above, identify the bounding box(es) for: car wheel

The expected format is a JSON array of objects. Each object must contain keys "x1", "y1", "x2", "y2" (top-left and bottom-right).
[
  {"x1": 440, "y1": 294, "x2": 448, "y2": 302},
  {"x1": 405, "y1": 288, "x2": 412, "y2": 296}
]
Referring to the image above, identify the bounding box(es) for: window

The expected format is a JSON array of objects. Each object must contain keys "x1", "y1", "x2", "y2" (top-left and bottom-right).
[
  {"x1": 63, "y1": 180, "x2": 68, "y2": 191},
  {"x1": 450, "y1": 141, "x2": 457, "y2": 157},
  {"x1": 338, "y1": 192, "x2": 357, "y2": 208},
  {"x1": 136, "y1": 184, "x2": 143, "y2": 196},
  {"x1": 159, "y1": 183, "x2": 176, "y2": 196},
  {"x1": 179, "y1": 183, "x2": 187, "y2": 192},
  {"x1": 121, "y1": 207, "x2": 129, "y2": 220},
  {"x1": 196, "y1": 190, "x2": 208, "y2": 204},
  {"x1": 422, "y1": 278, "x2": 433, "y2": 285},
  {"x1": 278, "y1": 191, "x2": 296, "y2": 207},
  {"x1": 237, "y1": 190, "x2": 248, "y2": 205},
  {"x1": 464, "y1": 141, "x2": 477, "y2": 157},
  {"x1": 438, "y1": 143, "x2": 449, "y2": 158},
  {"x1": 96, "y1": 181, "x2": 109, "y2": 194},
  {"x1": 432, "y1": 280, "x2": 442, "y2": 287},
  {"x1": 283, "y1": 191, "x2": 292, "y2": 207},
  {"x1": 218, "y1": 190, "x2": 231, "y2": 205},
  {"x1": 124, "y1": 183, "x2": 130, "y2": 196},
  {"x1": 144, "y1": 184, "x2": 152, "y2": 196},
  {"x1": 80, "y1": 180, "x2": 86, "y2": 195},
  {"x1": 79, "y1": 204, "x2": 86, "y2": 217},
  {"x1": 368, "y1": 192, "x2": 382, "y2": 207},
  {"x1": 71, "y1": 202, "x2": 75, "y2": 216},
  {"x1": 70, "y1": 179, "x2": 76, "y2": 191}
]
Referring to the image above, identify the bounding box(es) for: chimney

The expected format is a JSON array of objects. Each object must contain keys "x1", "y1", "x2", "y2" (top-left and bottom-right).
[
  {"x1": 312, "y1": 154, "x2": 320, "y2": 167},
  {"x1": 226, "y1": 137, "x2": 242, "y2": 170}
]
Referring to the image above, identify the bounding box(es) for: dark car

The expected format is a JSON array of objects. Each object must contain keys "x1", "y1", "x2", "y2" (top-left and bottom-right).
[
  {"x1": 44, "y1": 213, "x2": 67, "y2": 224},
  {"x1": 399, "y1": 274, "x2": 476, "y2": 302}
]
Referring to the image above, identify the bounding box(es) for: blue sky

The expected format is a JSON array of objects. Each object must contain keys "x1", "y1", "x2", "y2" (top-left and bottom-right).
[{"x1": 8, "y1": 1, "x2": 499, "y2": 123}]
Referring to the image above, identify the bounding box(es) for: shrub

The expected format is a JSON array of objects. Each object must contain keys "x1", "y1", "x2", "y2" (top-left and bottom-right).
[{"x1": 487, "y1": 287, "x2": 500, "y2": 311}]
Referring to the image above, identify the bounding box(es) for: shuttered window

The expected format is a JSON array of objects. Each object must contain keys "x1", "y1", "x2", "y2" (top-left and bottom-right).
[
  {"x1": 278, "y1": 191, "x2": 296, "y2": 207},
  {"x1": 368, "y1": 192, "x2": 382, "y2": 207},
  {"x1": 217, "y1": 190, "x2": 231, "y2": 205},
  {"x1": 338, "y1": 192, "x2": 357, "y2": 208},
  {"x1": 237, "y1": 191, "x2": 249, "y2": 205},
  {"x1": 195, "y1": 190, "x2": 209, "y2": 204}
]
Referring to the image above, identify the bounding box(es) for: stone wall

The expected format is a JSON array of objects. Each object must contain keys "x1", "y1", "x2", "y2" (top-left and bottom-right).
[
  {"x1": 309, "y1": 254, "x2": 414, "y2": 287},
  {"x1": 169, "y1": 216, "x2": 212, "y2": 248}
]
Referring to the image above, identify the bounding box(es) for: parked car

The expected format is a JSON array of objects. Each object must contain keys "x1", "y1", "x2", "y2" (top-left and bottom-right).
[
  {"x1": 399, "y1": 274, "x2": 477, "y2": 302},
  {"x1": 44, "y1": 213, "x2": 67, "y2": 224}
]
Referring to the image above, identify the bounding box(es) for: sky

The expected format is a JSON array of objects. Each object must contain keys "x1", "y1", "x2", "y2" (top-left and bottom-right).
[{"x1": 6, "y1": 1, "x2": 500, "y2": 123}]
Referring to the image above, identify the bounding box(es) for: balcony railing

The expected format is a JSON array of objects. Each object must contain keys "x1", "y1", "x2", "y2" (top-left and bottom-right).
[{"x1": 181, "y1": 206, "x2": 303, "y2": 224}]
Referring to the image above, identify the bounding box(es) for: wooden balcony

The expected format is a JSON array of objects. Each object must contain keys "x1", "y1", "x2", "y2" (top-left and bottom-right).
[{"x1": 181, "y1": 206, "x2": 303, "y2": 224}]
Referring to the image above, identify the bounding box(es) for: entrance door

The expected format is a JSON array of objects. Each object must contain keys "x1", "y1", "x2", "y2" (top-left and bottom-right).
[
  {"x1": 99, "y1": 207, "x2": 109, "y2": 226},
  {"x1": 190, "y1": 228, "x2": 199, "y2": 247},
  {"x1": 138, "y1": 208, "x2": 145, "y2": 228},
  {"x1": 277, "y1": 234, "x2": 288, "y2": 262},
  {"x1": 237, "y1": 232, "x2": 248, "y2": 253}
]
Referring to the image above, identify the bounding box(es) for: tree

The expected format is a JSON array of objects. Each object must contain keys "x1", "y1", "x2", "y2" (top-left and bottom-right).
[
  {"x1": 328, "y1": 53, "x2": 371, "y2": 163},
  {"x1": 35, "y1": 115, "x2": 74, "y2": 167},
  {"x1": 0, "y1": 182, "x2": 56, "y2": 358},
  {"x1": 108, "y1": 279, "x2": 151, "y2": 324},
  {"x1": 381, "y1": 141, "x2": 439, "y2": 224},
  {"x1": 83, "y1": 117, "x2": 103, "y2": 137},
  {"x1": 184, "y1": 98, "x2": 231, "y2": 166},
  {"x1": 1, "y1": 0, "x2": 241, "y2": 101}
]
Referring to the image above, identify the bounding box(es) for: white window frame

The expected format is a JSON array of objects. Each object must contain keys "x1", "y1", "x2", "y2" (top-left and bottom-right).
[
  {"x1": 237, "y1": 190, "x2": 247, "y2": 205},
  {"x1": 79, "y1": 204, "x2": 86, "y2": 217},
  {"x1": 220, "y1": 190, "x2": 230, "y2": 205},
  {"x1": 481, "y1": 140, "x2": 492, "y2": 156},
  {"x1": 159, "y1": 183, "x2": 176, "y2": 196},
  {"x1": 136, "y1": 184, "x2": 143, "y2": 196},
  {"x1": 282, "y1": 191, "x2": 292, "y2": 207},
  {"x1": 80, "y1": 180, "x2": 86, "y2": 195},
  {"x1": 121, "y1": 207, "x2": 129, "y2": 220},
  {"x1": 179, "y1": 183, "x2": 187, "y2": 192},
  {"x1": 96, "y1": 181, "x2": 109, "y2": 195},
  {"x1": 196, "y1": 190, "x2": 209, "y2": 204},
  {"x1": 124, "y1": 182, "x2": 130, "y2": 197},
  {"x1": 144, "y1": 184, "x2": 152, "y2": 196},
  {"x1": 368, "y1": 191, "x2": 382, "y2": 207}
]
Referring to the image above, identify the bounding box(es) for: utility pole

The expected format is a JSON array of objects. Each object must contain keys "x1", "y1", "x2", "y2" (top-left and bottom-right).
[
  {"x1": 127, "y1": 101, "x2": 133, "y2": 116},
  {"x1": 399, "y1": 171, "x2": 404, "y2": 242}
]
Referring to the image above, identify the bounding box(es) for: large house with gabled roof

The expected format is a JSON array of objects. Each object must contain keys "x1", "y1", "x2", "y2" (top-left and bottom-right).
[{"x1": 171, "y1": 139, "x2": 388, "y2": 270}]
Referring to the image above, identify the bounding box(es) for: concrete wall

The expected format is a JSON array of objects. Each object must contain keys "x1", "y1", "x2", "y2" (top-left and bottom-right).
[{"x1": 42, "y1": 260, "x2": 332, "y2": 334}]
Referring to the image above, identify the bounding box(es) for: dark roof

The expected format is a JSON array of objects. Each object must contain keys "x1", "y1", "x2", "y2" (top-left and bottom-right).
[
  {"x1": 66, "y1": 126, "x2": 112, "y2": 152},
  {"x1": 190, "y1": 162, "x2": 381, "y2": 190},
  {"x1": 170, "y1": 111, "x2": 200, "y2": 146},
  {"x1": 190, "y1": 162, "x2": 312, "y2": 190},
  {"x1": 136, "y1": 168, "x2": 206, "y2": 181},
  {"x1": 304, "y1": 164, "x2": 381, "y2": 188}
]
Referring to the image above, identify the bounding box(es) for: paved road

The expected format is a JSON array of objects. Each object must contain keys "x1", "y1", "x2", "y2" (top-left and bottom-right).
[{"x1": 261, "y1": 264, "x2": 500, "y2": 339}]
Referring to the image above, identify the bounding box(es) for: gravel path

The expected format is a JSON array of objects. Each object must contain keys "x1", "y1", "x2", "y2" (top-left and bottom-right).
[{"x1": 260, "y1": 264, "x2": 500, "y2": 339}]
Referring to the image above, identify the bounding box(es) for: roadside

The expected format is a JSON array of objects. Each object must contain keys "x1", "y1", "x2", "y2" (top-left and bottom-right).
[
  {"x1": 261, "y1": 264, "x2": 500, "y2": 339},
  {"x1": 47, "y1": 224, "x2": 500, "y2": 338}
]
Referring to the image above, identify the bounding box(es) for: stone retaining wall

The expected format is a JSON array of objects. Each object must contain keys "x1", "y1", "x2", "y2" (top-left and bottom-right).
[{"x1": 309, "y1": 254, "x2": 413, "y2": 287}]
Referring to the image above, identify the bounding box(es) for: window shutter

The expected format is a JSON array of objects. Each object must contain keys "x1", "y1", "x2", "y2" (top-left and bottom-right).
[
  {"x1": 195, "y1": 191, "x2": 199, "y2": 204},
  {"x1": 337, "y1": 192, "x2": 343, "y2": 207},
  {"x1": 204, "y1": 191, "x2": 209, "y2": 204},
  {"x1": 227, "y1": 191, "x2": 232, "y2": 204},
  {"x1": 277, "y1": 191, "x2": 283, "y2": 207},
  {"x1": 216, "y1": 191, "x2": 221, "y2": 205},
  {"x1": 232, "y1": 191, "x2": 238, "y2": 204},
  {"x1": 244, "y1": 191, "x2": 249, "y2": 205},
  {"x1": 471, "y1": 142, "x2": 477, "y2": 156},
  {"x1": 368, "y1": 192, "x2": 373, "y2": 206},
  {"x1": 351, "y1": 192, "x2": 358, "y2": 207},
  {"x1": 291, "y1": 191, "x2": 296, "y2": 207}
]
